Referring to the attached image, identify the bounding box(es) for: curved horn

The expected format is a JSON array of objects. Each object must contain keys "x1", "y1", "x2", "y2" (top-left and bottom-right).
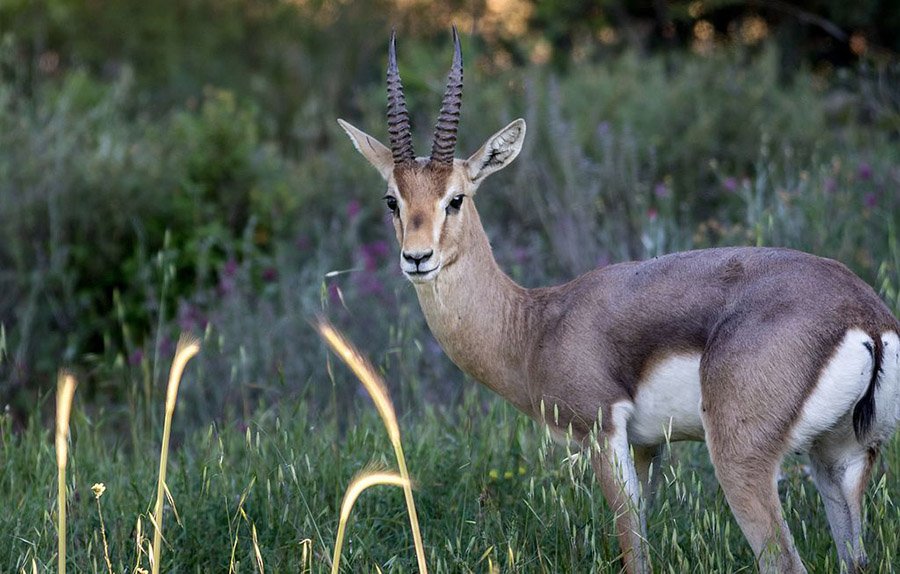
[
  {"x1": 386, "y1": 30, "x2": 415, "y2": 165},
  {"x1": 430, "y1": 26, "x2": 463, "y2": 164}
]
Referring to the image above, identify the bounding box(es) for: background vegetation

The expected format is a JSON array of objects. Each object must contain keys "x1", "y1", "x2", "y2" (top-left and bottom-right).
[{"x1": 1, "y1": 0, "x2": 899, "y2": 571}]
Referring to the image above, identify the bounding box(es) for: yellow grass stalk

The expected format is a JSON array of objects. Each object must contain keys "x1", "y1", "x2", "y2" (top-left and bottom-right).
[
  {"x1": 151, "y1": 334, "x2": 200, "y2": 574},
  {"x1": 91, "y1": 483, "x2": 114, "y2": 574},
  {"x1": 299, "y1": 538, "x2": 312, "y2": 574},
  {"x1": 331, "y1": 471, "x2": 408, "y2": 574},
  {"x1": 316, "y1": 320, "x2": 428, "y2": 573},
  {"x1": 55, "y1": 371, "x2": 77, "y2": 574}
]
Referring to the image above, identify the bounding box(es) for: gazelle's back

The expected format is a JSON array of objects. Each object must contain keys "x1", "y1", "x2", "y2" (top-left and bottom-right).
[
  {"x1": 529, "y1": 246, "x2": 899, "y2": 440},
  {"x1": 545, "y1": 246, "x2": 897, "y2": 352}
]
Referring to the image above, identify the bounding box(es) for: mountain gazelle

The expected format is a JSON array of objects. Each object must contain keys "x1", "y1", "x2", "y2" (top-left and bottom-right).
[{"x1": 337, "y1": 28, "x2": 900, "y2": 573}]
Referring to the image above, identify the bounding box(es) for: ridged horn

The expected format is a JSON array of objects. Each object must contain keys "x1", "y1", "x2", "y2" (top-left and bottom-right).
[
  {"x1": 430, "y1": 26, "x2": 463, "y2": 165},
  {"x1": 386, "y1": 30, "x2": 415, "y2": 165}
]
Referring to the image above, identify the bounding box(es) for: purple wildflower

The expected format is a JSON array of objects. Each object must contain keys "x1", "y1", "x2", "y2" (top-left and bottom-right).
[
  {"x1": 129, "y1": 349, "x2": 144, "y2": 367},
  {"x1": 858, "y1": 162, "x2": 873, "y2": 181},
  {"x1": 360, "y1": 240, "x2": 392, "y2": 271},
  {"x1": 654, "y1": 182, "x2": 671, "y2": 199},
  {"x1": 160, "y1": 335, "x2": 175, "y2": 358},
  {"x1": 723, "y1": 177, "x2": 739, "y2": 193},
  {"x1": 178, "y1": 302, "x2": 206, "y2": 331},
  {"x1": 356, "y1": 272, "x2": 384, "y2": 297},
  {"x1": 261, "y1": 267, "x2": 279, "y2": 283},
  {"x1": 864, "y1": 192, "x2": 878, "y2": 209},
  {"x1": 346, "y1": 199, "x2": 362, "y2": 219},
  {"x1": 223, "y1": 258, "x2": 238, "y2": 277}
]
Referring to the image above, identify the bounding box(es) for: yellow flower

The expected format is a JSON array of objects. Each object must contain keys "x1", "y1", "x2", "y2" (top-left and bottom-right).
[
  {"x1": 488, "y1": 469, "x2": 499, "y2": 480},
  {"x1": 518, "y1": 466, "x2": 526, "y2": 476},
  {"x1": 503, "y1": 470, "x2": 514, "y2": 479},
  {"x1": 91, "y1": 483, "x2": 106, "y2": 499}
]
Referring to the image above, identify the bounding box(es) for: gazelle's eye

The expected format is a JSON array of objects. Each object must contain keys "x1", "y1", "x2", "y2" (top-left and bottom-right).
[
  {"x1": 447, "y1": 194, "x2": 465, "y2": 214},
  {"x1": 384, "y1": 195, "x2": 398, "y2": 214}
]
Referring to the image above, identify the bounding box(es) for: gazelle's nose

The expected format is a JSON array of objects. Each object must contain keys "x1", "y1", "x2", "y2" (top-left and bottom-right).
[{"x1": 403, "y1": 249, "x2": 433, "y2": 267}]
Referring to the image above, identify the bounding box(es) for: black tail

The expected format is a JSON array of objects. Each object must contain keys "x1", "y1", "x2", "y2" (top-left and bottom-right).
[{"x1": 853, "y1": 336, "x2": 883, "y2": 440}]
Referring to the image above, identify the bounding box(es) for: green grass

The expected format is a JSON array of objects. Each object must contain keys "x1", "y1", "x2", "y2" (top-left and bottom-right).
[{"x1": 2, "y1": 382, "x2": 897, "y2": 573}]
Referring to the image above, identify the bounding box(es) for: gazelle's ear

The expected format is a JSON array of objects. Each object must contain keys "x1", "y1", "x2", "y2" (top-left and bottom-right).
[
  {"x1": 465, "y1": 119, "x2": 526, "y2": 186},
  {"x1": 337, "y1": 119, "x2": 394, "y2": 180}
]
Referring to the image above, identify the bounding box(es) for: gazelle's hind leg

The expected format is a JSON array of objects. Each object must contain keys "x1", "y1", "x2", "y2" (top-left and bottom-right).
[
  {"x1": 591, "y1": 402, "x2": 650, "y2": 574},
  {"x1": 809, "y1": 330, "x2": 900, "y2": 571},
  {"x1": 707, "y1": 451, "x2": 805, "y2": 573},
  {"x1": 809, "y1": 438, "x2": 875, "y2": 572},
  {"x1": 702, "y1": 324, "x2": 881, "y2": 573}
]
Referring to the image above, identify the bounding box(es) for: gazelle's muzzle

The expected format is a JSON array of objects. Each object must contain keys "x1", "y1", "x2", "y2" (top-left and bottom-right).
[{"x1": 400, "y1": 247, "x2": 441, "y2": 282}]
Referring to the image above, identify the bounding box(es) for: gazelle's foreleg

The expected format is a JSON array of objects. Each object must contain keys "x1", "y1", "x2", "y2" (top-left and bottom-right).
[
  {"x1": 633, "y1": 445, "x2": 662, "y2": 503},
  {"x1": 591, "y1": 403, "x2": 650, "y2": 574}
]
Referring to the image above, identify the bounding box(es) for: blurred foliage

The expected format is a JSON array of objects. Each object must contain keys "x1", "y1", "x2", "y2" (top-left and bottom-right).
[{"x1": 0, "y1": 0, "x2": 898, "y2": 421}]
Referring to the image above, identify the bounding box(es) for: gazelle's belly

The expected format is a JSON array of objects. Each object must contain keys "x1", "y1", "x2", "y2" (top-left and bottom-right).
[{"x1": 627, "y1": 354, "x2": 705, "y2": 446}]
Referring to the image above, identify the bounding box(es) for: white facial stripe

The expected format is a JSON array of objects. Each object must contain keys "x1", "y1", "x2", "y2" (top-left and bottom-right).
[
  {"x1": 433, "y1": 202, "x2": 444, "y2": 246},
  {"x1": 439, "y1": 188, "x2": 460, "y2": 210}
]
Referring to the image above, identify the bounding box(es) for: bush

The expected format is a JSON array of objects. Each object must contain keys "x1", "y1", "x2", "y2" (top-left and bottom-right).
[
  {"x1": 1, "y1": 38, "x2": 898, "y2": 425},
  {"x1": 0, "y1": 74, "x2": 297, "y2": 408}
]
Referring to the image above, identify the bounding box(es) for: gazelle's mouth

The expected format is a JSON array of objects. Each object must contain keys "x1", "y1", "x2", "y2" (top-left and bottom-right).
[{"x1": 404, "y1": 266, "x2": 440, "y2": 283}]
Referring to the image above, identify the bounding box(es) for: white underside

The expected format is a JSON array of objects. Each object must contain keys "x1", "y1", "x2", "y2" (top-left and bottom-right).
[
  {"x1": 621, "y1": 329, "x2": 900, "y2": 452},
  {"x1": 627, "y1": 353, "x2": 705, "y2": 446}
]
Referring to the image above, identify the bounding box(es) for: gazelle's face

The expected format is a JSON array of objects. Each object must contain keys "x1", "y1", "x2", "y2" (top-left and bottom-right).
[
  {"x1": 337, "y1": 118, "x2": 526, "y2": 284},
  {"x1": 336, "y1": 29, "x2": 525, "y2": 284},
  {"x1": 384, "y1": 161, "x2": 470, "y2": 282}
]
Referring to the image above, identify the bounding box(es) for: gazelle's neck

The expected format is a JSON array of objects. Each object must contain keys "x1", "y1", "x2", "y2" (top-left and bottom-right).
[{"x1": 413, "y1": 209, "x2": 536, "y2": 414}]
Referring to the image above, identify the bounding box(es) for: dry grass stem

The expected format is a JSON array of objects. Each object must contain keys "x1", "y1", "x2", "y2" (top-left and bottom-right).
[
  {"x1": 316, "y1": 319, "x2": 428, "y2": 572},
  {"x1": 332, "y1": 471, "x2": 408, "y2": 574},
  {"x1": 151, "y1": 334, "x2": 201, "y2": 574},
  {"x1": 315, "y1": 321, "x2": 397, "y2": 443},
  {"x1": 91, "y1": 483, "x2": 114, "y2": 574},
  {"x1": 251, "y1": 523, "x2": 265, "y2": 574},
  {"x1": 55, "y1": 371, "x2": 77, "y2": 574}
]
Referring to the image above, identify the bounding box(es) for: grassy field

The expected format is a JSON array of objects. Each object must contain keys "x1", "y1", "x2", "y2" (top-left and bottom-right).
[{"x1": 2, "y1": 345, "x2": 898, "y2": 573}]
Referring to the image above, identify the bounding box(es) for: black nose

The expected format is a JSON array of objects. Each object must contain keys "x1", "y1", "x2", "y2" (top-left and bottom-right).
[{"x1": 403, "y1": 250, "x2": 433, "y2": 266}]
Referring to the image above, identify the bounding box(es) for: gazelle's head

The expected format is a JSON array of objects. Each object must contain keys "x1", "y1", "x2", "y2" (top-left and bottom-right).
[{"x1": 338, "y1": 28, "x2": 526, "y2": 284}]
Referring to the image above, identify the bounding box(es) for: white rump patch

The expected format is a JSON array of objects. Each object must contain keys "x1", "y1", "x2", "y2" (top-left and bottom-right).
[
  {"x1": 788, "y1": 329, "x2": 874, "y2": 452},
  {"x1": 627, "y1": 354, "x2": 705, "y2": 446},
  {"x1": 871, "y1": 331, "x2": 900, "y2": 443}
]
